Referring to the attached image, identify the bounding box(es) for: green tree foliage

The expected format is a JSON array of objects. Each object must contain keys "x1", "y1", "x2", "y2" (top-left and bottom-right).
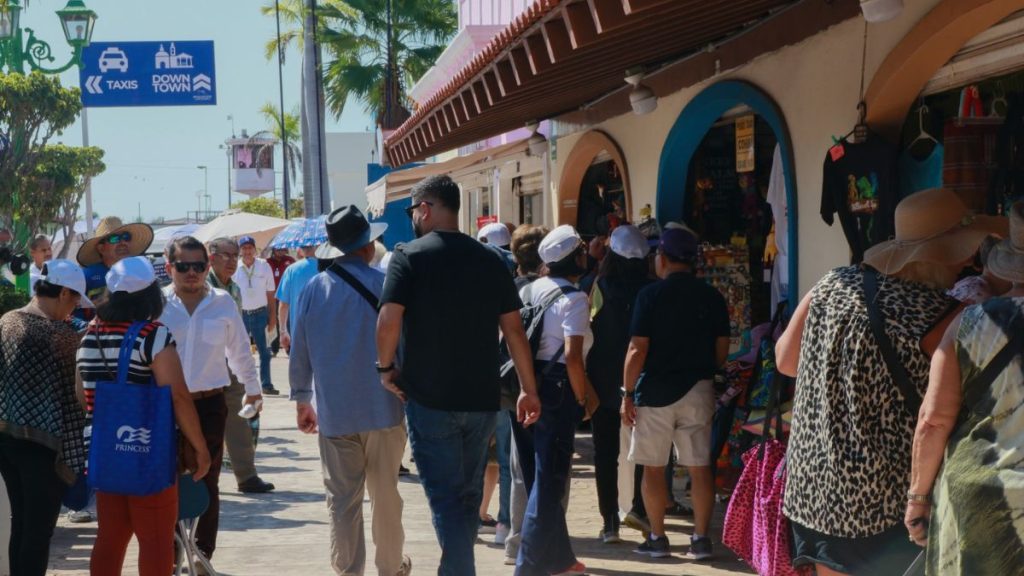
[
  {"x1": 249, "y1": 102, "x2": 302, "y2": 188},
  {"x1": 320, "y1": 0, "x2": 456, "y2": 129},
  {"x1": 232, "y1": 196, "x2": 285, "y2": 219},
  {"x1": 32, "y1": 145, "x2": 106, "y2": 258},
  {"x1": 288, "y1": 194, "x2": 304, "y2": 216},
  {"x1": 0, "y1": 72, "x2": 83, "y2": 249}
]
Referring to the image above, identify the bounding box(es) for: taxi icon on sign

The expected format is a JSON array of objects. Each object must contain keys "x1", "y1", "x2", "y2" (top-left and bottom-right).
[{"x1": 98, "y1": 47, "x2": 129, "y2": 73}]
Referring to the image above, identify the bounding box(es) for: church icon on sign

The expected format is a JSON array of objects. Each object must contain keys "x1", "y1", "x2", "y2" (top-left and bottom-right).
[{"x1": 155, "y1": 43, "x2": 193, "y2": 70}]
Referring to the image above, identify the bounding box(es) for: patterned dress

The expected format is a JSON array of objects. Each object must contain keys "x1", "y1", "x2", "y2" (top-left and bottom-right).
[
  {"x1": 927, "y1": 297, "x2": 1024, "y2": 575},
  {"x1": 783, "y1": 266, "x2": 950, "y2": 538}
]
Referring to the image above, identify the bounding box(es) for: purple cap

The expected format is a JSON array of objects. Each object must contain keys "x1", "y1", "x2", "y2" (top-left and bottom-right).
[
  {"x1": 238, "y1": 235, "x2": 256, "y2": 247},
  {"x1": 659, "y1": 228, "x2": 698, "y2": 260}
]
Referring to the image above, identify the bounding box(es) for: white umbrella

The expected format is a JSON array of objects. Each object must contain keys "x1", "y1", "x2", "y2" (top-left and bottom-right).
[
  {"x1": 148, "y1": 223, "x2": 201, "y2": 255},
  {"x1": 192, "y1": 210, "x2": 292, "y2": 250}
]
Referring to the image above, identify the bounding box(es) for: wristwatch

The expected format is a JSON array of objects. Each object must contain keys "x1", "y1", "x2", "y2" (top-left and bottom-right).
[{"x1": 375, "y1": 361, "x2": 395, "y2": 374}]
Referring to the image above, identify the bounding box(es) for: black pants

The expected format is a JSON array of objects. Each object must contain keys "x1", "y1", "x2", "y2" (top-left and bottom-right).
[
  {"x1": 0, "y1": 434, "x2": 66, "y2": 576},
  {"x1": 591, "y1": 404, "x2": 622, "y2": 524},
  {"x1": 194, "y1": 392, "x2": 228, "y2": 558}
]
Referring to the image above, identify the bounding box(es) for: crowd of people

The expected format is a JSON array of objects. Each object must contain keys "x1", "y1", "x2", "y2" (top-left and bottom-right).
[{"x1": 0, "y1": 177, "x2": 1022, "y2": 576}]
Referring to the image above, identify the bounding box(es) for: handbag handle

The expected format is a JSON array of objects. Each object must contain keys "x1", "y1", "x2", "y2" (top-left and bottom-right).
[
  {"x1": 94, "y1": 321, "x2": 147, "y2": 386},
  {"x1": 757, "y1": 302, "x2": 790, "y2": 460}
]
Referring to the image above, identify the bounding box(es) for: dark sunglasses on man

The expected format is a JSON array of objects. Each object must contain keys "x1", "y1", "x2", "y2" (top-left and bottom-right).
[
  {"x1": 173, "y1": 261, "x2": 208, "y2": 274},
  {"x1": 404, "y1": 201, "x2": 434, "y2": 218},
  {"x1": 100, "y1": 232, "x2": 132, "y2": 245}
]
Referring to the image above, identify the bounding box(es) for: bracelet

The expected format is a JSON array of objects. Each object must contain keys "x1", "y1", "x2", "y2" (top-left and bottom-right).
[
  {"x1": 906, "y1": 492, "x2": 931, "y2": 504},
  {"x1": 375, "y1": 361, "x2": 395, "y2": 374}
]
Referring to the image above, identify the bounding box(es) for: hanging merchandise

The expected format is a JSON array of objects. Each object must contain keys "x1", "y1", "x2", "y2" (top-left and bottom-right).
[
  {"x1": 765, "y1": 145, "x2": 789, "y2": 308},
  {"x1": 988, "y1": 92, "x2": 1024, "y2": 215},
  {"x1": 736, "y1": 115, "x2": 756, "y2": 173},
  {"x1": 820, "y1": 103, "x2": 898, "y2": 264},
  {"x1": 943, "y1": 85, "x2": 1001, "y2": 212},
  {"x1": 697, "y1": 242, "x2": 751, "y2": 354},
  {"x1": 898, "y1": 105, "x2": 944, "y2": 200}
]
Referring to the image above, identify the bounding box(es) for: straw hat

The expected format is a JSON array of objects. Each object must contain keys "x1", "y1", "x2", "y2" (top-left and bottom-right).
[
  {"x1": 76, "y1": 217, "x2": 155, "y2": 267},
  {"x1": 863, "y1": 188, "x2": 1007, "y2": 275},
  {"x1": 987, "y1": 201, "x2": 1024, "y2": 283}
]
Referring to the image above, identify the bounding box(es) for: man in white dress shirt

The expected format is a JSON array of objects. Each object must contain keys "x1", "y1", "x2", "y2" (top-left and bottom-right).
[
  {"x1": 28, "y1": 234, "x2": 52, "y2": 295},
  {"x1": 160, "y1": 236, "x2": 263, "y2": 563},
  {"x1": 232, "y1": 235, "x2": 279, "y2": 395}
]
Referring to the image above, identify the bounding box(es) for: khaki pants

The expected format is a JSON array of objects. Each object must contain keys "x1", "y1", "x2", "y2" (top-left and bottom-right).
[
  {"x1": 223, "y1": 372, "x2": 257, "y2": 484},
  {"x1": 319, "y1": 425, "x2": 406, "y2": 576}
]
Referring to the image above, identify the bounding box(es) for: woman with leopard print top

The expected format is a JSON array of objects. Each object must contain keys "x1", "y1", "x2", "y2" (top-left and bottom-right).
[{"x1": 775, "y1": 188, "x2": 1006, "y2": 576}]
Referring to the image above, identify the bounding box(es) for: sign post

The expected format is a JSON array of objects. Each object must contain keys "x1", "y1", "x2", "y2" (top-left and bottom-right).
[{"x1": 78, "y1": 40, "x2": 217, "y2": 108}]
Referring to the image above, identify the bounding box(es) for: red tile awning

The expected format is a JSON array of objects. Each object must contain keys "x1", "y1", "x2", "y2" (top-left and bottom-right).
[{"x1": 384, "y1": 0, "x2": 800, "y2": 166}]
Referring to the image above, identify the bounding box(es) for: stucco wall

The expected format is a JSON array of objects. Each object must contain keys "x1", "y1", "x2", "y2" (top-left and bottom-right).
[{"x1": 550, "y1": 0, "x2": 943, "y2": 297}]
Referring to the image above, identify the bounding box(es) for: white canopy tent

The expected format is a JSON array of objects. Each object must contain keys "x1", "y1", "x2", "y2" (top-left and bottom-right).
[
  {"x1": 148, "y1": 223, "x2": 200, "y2": 255},
  {"x1": 191, "y1": 210, "x2": 291, "y2": 250}
]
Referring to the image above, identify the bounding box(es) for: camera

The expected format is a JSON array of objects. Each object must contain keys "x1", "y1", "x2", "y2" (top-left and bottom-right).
[{"x1": 0, "y1": 245, "x2": 31, "y2": 276}]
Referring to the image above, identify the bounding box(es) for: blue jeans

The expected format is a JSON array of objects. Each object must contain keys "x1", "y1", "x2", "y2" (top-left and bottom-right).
[
  {"x1": 512, "y1": 363, "x2": 582, "y2": 576},
  {"x1": 495, "y1": 411, "x2": 512, "y2": 526},
  {"x1": 242, "y1": 307, "x2": 272, "y2": 389},
  {"x1": 406, "y1": 400, "x2": 496, "y2": 576}
]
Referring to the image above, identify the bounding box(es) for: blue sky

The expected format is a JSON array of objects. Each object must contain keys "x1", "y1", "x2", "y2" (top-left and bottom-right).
[{"x1": 19, "y1": 0, "x2": 374, "y2": 222}]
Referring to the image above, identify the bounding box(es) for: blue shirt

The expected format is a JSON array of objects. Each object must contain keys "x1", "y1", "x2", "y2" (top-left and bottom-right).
[
  {"x1": 74, "y1": 263, "x2": 109, "y2": 321},
  {"x1": 275, "y1": 258, "x2": 319, "y2": 335},
  {"x1": 288, "y1": 258, "x2": 403, "y2": 437}
]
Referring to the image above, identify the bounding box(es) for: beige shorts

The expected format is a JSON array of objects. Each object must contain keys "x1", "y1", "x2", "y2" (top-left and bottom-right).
[{"x1": 628, "y1": 380, "x2": 714, "y2": 467}]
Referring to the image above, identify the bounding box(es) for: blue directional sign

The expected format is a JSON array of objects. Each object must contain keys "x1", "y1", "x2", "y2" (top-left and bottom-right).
[{"x1": 78, "y1": 41, "x2": 216, "y2": 108}]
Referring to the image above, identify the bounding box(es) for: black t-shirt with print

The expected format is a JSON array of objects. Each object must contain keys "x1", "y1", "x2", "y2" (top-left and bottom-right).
[
  {"x1": 381, "y1": 230, "x2": 522, "y2": 412},
  {"x1": 629, "y1": 271, "x2": 731, "y2": 408},
  {"x1": 820, "y1": 137, "x2": 898, "y2": 264}
]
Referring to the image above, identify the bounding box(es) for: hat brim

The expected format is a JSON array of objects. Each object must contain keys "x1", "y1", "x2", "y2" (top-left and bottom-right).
[
  {"x1": 986, "y1": 240, "x2": 1024, "y2": 283},
  {"x1": 76, "y1": 223, "x2": 155, "y2": 267},
  {"x1": 862, "y1": 215, "x2": 1008, "y2": 275},
  {"x1": 330, "y1": 223, "x2": 388, "y2": 256},
  {"x1": 315, "y1": 242, "x2": 343, "y2": 260},
  {"x1": 78, "y1": 293, "x2": 95, "y2": 309}
]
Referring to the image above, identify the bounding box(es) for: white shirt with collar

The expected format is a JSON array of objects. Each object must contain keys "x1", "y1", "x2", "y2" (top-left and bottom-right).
[
  {"x1": 232, "y1": 258, "x2": 275, "y2": 311},
  {"x1": 29, "y1": 262, "x2": 44, "y2": 296},
  {"x1": 160, "y1": 284, "x2": 262, "y2": 395}
]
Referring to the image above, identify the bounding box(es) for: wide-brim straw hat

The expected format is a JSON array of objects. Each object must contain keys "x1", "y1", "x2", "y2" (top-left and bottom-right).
[
  {"x1": 76, "y1": 217, "x2": 155, "y2": 267},
  {"x1": 863, "y1": 188, "x2": 1008, "y2": 275},
  {"x1": 987, "y1": 201, "x2": 1024, "y2": 283}
]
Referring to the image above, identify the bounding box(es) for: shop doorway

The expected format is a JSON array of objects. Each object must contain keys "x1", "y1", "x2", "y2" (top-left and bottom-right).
[
  {"x1": 557, "y1": 130, "x2": 632, "y2": 235},
  {"x1": 656, "y1": 80, "x2": 798, "y2": 346}
]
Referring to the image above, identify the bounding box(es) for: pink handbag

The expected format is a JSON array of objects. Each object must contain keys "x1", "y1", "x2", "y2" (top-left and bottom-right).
[{"x1": 723, "y1": 438, "x2": 809, "y2": 576}]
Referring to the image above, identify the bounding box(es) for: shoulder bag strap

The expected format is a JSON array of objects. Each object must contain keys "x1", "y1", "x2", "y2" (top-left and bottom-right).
[
  {"x1": 537, "y1": 285, "x2": 581, "y2": 376},
  {"x1": 961, "y1": 304, "x2": 1024, "y2": 412},
  {"x1": 115, "y1": 322, "x2": 147, "y2": 385},
  {"x1": 329, "y1": 262, "x2": 380, "y2": 311},
  {"x1": 863, "y1": 267, "x2": 922, "y2": 417}
]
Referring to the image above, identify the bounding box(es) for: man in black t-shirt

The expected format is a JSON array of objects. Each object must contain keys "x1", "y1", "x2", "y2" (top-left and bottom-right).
[
  {"x1": 376, "y1": 175, "x2": 541, "y2": 576},
  {"x1": 621, "y1": 228, "x2": 730, "y2": 562}
]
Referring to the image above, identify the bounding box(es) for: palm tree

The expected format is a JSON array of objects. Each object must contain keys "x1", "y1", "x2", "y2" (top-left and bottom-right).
[
  {"x1": 247, "y1": 102, "x2": 302, "y2": 205},
  {"x1": 320, "y1": 0, "x2": 456, "y2": 130}
]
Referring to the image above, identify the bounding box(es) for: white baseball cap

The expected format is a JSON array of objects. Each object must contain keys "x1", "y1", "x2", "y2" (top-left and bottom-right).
[
  {"x1": 106, "y1": 256, "x2": 156, "y2": 295},
  {"x1": 38, "y1": 259, "x2": 93, "y2": 308},
  {"x1": 538, "y1": 225, "x2": 583, "y2": 264},
  {"x1": 477, "y1": 222, "x2": 511, "y2": 247},
  {"x1": 609, "y1": 225, "x2": 649, "y2": 260}
]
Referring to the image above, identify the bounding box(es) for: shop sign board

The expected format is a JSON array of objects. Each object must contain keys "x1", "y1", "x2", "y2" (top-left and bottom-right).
[
  {"x1": 476, "y1": 215, "x2": 498, "y2": 231},
  {"x1": 735, "y1": 115, "x2": 755, "y2": 173},
  {"x1": 79, "y1": 41, "x2": 217, "y2": 107}
]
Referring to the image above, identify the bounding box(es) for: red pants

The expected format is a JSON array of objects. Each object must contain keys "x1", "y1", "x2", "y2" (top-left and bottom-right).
[{"x1": 90, "y1": 483, "x2": 178, "y2": 576}]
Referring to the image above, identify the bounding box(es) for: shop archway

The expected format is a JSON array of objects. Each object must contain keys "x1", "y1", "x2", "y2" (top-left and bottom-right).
[
  {"x1": 557, "y1": 130, "x2": 632, "y2": 231},
  {"x1": 865, "y1": 0, "x2": 1024, "y2": 137},
  {"x1": 656, "y1": 79, "x2": 798, "y2": 306}
]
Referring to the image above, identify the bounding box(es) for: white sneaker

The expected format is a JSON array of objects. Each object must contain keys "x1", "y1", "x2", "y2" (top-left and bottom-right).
[
  {"x1": 494, "y1": 522, "x2": 509, "y2": 546},
  {"x1": 503, "y1": 555, "x2": 516, "y2": 566},
  {"x1": 67, "y1": 509, "x2": 95, "y2": 523}
]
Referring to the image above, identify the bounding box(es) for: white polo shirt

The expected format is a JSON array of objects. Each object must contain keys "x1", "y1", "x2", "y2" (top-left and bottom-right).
[
  {"x1": 232, "y1": 258, "x2": 275, "y2": 312},
  {"x1": 159, "y1": 285, "x2": 262, "y2": 395}
]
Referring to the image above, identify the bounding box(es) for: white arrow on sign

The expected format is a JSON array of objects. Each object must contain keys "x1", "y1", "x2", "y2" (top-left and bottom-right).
[
  {"x1": 85, "y1": 75, "x2": 103, "y2": 94},
  {"x1": 192, "y1": 74, "x2": 211, "y2": 92}
]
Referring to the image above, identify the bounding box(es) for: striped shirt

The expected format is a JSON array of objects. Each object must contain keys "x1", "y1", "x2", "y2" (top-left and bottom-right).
[{"x1": 76, "y1": 321, "x2": 174, "y2": 414}]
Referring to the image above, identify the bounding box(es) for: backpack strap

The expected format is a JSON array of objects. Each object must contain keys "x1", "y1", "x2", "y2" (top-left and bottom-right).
[
  {"x1": 329, "y1": 262, "x2": 380, "y2": 311},
  {"x1": 534, "y1": 285, "x2": 580, "y2": 366},
  {"x1": 863, "y1": 266, "x2": 921, "y2": 417}
]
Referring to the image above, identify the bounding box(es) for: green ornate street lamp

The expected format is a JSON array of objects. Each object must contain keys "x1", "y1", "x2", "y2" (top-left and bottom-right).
[{"x1": 0, "y1": 0, "x2": 97, "y2": 75}]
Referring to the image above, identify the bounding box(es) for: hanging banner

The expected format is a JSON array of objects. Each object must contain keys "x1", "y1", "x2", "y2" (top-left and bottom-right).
[{"x1": 735, "y1": 115, "x2": 755, "y2": 173}]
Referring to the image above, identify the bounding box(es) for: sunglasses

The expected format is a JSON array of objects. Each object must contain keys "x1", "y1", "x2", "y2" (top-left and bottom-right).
[
  {"x1": 101, "y1": 232, "x2": 132, "y2": 245},
  {"x1": 173, "y1": 261, "x2": 208, "y2": 274},
  {"x1": 404, "y1": 201, "x2": 434, "y2": 218}
]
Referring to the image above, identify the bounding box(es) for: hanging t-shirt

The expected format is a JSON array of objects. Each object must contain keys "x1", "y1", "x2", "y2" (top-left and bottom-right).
[
  {"x1": 898, "y1": 143, "x2": 944, "y2": 200},
  {"x1": 766, "y1": 144, "x2": 789, "y2": 287},
  {"x1": 942, "y1": 118, "x2": 1000, "y2": 212},
  {"x1": 820, "y1": 137, "x2": 898, "y2": 264}
]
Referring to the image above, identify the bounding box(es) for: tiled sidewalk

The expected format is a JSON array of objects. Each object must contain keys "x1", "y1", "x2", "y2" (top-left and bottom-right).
[{"x1": 49, "y1": 356, "x2": 754, "y2": 576}]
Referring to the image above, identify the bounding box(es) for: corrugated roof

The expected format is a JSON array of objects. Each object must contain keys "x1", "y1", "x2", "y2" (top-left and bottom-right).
[{"x1": 383, "y1": 0, "x2": 800, "y2": 165}]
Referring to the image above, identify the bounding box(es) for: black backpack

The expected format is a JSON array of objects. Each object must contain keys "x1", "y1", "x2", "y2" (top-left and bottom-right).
[{"x1": 497, "y1": 282, "x2": 579, "y2": 409}]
